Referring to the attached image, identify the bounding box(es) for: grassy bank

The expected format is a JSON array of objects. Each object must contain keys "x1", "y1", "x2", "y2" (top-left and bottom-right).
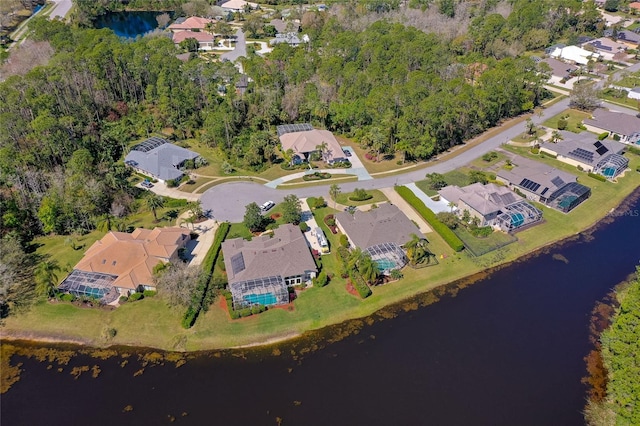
[{"x1": 3, "y1": 157, "x2": 640, "y2": 351}]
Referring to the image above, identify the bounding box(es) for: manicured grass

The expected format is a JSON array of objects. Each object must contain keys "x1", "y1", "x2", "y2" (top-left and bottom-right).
[
  {"x1": 7, "y1": 152, "x2": 640, "y2": 350},
  {"x1": 542, "y1": 109, "x2": 591, "y2": 133},
  {"x1": 33, "y1": 231, "x2": 103, "y2": 275},
  {"x1": 336, "y1": 136, "x2": 413, "y2": 174},
  {"x1": 181, "y1": 176, "x2": 215, "y2": 193},
  {"x1": 600, "y1": 93, "x2": 640, "y2": 110},
  {"x1": 415, "y1": 169, "x2": 473, "y2": 196},
  {"x1": 452, "y1": 227, "x2": 517, "y2": 257},
  {"x1": 334, "y1": 189, "x2": 388, "y2": 206},
  {"x1": 468, "y1": 151, "x2": 507, "y2": 169},
  {"x1": 277, "y1": 175, "x2": 358, "y2": 186},
  {"x1": 511, "y1": 128, "x2": 545, "y2": 143}
]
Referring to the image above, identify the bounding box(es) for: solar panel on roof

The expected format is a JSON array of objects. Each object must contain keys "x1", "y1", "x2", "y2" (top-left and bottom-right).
[
  {"x1": 568, "y1": 148, "x2": 594, "y2": 163},
  {"x1": 230, "y1": 253, "x2": 245, "y2": 275},
  {"x1": 520, "y1": 178, "x2": 540, "y2": 192},
  {"x1": 541, "y1": 187, "x2": 549, "y2": 196},
  {"x1": 595, "y1": 145, "x2": 609, "y2": 156},
  {"x1": 594, "y1": 141, "x2": 603, "y2": 149},
  {"x1": 551, "y1": 176, "x2": 565, "y2": 187}
]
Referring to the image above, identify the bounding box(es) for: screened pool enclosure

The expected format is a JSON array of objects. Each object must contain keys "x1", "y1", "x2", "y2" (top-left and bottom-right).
[
  {"x1": 593, "y1": 154, "x2": 628, "y2": 180},
  {"x1": 58, "y1": 270, "x2": 120, "y2": 304},
  {"x1": 229, "y1": 275, "x2": 290, "y2": 309},
  {"x1": 496, "y1": 201, "x2": 543, "y2": 231},
  {"x1": 365, "y1": 243, "x2": 408, "y2": 274}
]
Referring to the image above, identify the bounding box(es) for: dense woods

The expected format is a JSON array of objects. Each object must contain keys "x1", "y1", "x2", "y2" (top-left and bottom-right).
[{"x1": 0, "y1": 0, "x2": 603, "y2": 314}]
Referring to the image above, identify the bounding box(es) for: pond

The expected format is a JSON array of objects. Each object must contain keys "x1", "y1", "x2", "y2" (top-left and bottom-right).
[
  {"x1": 93, "y1": 11, "x2": 169, "y2": 39},
  {"x1": 2, "y1": 191, "x2": 639, "y2": 425}
]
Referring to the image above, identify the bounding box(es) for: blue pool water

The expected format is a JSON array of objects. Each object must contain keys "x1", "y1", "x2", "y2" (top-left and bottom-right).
[
  {"x1": 375, "y1": 259, "x2": 396, "y2": 271},
  {"x1": 243, "y1": 293, "x2": 277, "y2": 306}
]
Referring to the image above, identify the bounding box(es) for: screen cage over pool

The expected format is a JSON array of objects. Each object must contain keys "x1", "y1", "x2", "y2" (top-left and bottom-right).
[
  {"x1": 593, "y1": 154, "x2": 628, "y2": 180},
  {"x1": 58, "y1": 270, "x2": 120, "y2": 304},
  {"x1": 546, "y1": 182, "x2": 591, "y2": 213},
  {"x1": 496, "y1": 201, "x2": 543, "y2": 232},
  {"x1": 229, "y1": 275, "x2": 289, "y2": 309},
  {"x1": 365, "y1": 242, "x2": 408, "y2": 275}
]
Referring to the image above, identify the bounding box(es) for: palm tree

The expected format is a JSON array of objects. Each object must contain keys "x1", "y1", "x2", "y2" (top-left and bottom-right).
[
  {"x1": 35, "y1": 260, "x2": 61, "y2": 298},
  {"x1": 358, "y1": 255, "x2": 379, "y2": 285},
  {"x1": 448, "y1": 201, "x2": 456, "y2": 213},
  {"x1": 145, "y1": 194, "x2": 165, "y2": 222},
  {"x1": 96, "y1": 213, "x2": 114, "y2": 232},
  {"x1": 551, "y1": 130, "x2": 563, "y2": 143},
  {"x1": 187, "y1": 200, "x2": 203, "y2": 219},
  {"x1": 348, "y1": 247, "x2": 366, "y2": 271},
  {"x1": 329, "y1": 184, "x2": 341, "y2": 209},
  {"x1": 404, "y1": 234, "x2": 433, "y2": 265}
]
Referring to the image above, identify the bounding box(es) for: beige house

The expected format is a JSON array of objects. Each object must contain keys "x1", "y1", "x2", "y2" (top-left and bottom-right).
[
  {"x1": 172, "y1": 31, "x2": 216, "y2": 50},
  {"x1": 168, "y1": 16, "x2": 215, "y2": 33},
  {"x1": 278, "y1": 125, "x2": 347, "y2": 165},
  {"x1": 583, "y1": 109, "x2": 640, "y2": 145},
  {"x1": 59, "y1": 227, "x2": 191, "y2": 302},
  {"x1": 539, "y1": 131, "x2": 625, "y2": 173}
]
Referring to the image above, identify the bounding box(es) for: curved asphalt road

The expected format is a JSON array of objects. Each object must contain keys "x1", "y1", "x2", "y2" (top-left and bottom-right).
[{"x1": 202, "y1": 97, "x2": 574, "y2": 222}]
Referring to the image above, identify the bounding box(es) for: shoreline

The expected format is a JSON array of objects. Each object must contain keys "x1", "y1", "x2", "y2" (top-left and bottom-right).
[{"x1": 3, "y1": 186, "x2": 639, "y2": 354}]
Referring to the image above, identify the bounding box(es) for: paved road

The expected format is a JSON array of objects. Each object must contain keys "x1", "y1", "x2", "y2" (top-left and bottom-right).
[
  {"x1": 49, "y1": 0, "x2": 72, "y2": 20},
  {"x1": 202, "y1": 98, "x2": 573, "y2": 221},
  {"x1": 221, "y1": 29, "x2": 246, "y2": 63}
]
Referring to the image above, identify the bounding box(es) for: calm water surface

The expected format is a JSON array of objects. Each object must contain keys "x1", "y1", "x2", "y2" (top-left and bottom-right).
[
  {"x1": 2, "y1": 194, "x2": 640, "y2": 426},
  {"x1": 94, "y1": 11, "x2": 166, "y2": 39}
]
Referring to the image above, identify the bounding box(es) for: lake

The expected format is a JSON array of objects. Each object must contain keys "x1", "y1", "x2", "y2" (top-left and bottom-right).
[
  {"x1": 2, "y1": 192, "x2": 639, "y2": 425},
  {"x1": 94, "y1": 11, "x2": 168, "y2": 39}
]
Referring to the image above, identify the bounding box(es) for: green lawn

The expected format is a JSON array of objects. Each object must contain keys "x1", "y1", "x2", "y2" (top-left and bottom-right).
[
  {"x1": 33, "y1": 231, "x2": 104, "y2": 276},
  {"x1": 415, "y1": 169, "x2": 473, "y2": 196},
  {"x1": 452, "y1": 227, "x2": 518, "y2": 257},
  {"x1": 512, "y1": 128, "x2": 545, "y2": 143},
  {"x1": 600, "y1": 92, "x2": 640, "y2": 110},
  {"x1": 7, "y1": 152, "x2": 640, "y2": 350},
  {"x1": 335, "y1": 189, "x2": 388, "y2": 206},
  {"x1": 542, "y1": 109, "x2": 591, "y2": 133}
]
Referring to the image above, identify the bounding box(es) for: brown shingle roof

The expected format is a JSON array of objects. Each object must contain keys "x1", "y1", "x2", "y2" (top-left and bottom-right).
[
  {"x1": 335, "y1": 203, "x2": 423, "y2": 249},
  {"x1": 74, "y1": 227, "x2": 190, "y2": 289}
]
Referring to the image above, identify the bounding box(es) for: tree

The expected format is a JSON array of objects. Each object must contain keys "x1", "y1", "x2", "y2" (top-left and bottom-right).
[
  {"x1": 469, "y1": 170, "x2": 489, "y2": 184},
  {"x1": 281, "y1": 194, "x2": 302, "y2": 224},
  {"x1": 145, "y1": 194, "x2": 165, "y2": 222},
  {"x1": 179, "y1": 38, "x2": 200, "y2": 53},
  {"x1": 243, "y1": 202, "x2": 265, "y2": 232},
  {"x1": 358, "y1": 255, "x2": 379, "y2": 285},
  {"x1": 570, "y1": 82, "x2": 601, "y2": 111},
  {"x1": 448, "y1": 201, "x2": 456, "y2": 212},
  {"x1": 437, "y1": 212, "x2": 458, "y2": 229},
  {"x1": 525, "y1": 118, "x2": 537, "y2": 135},
  {"x1": 156, "y1": 13, "x2": 171, "y2": 29},
  {"x1": 153, "y1": 262, "x2": 202, "y2": 307},
  {"x1": 404, "y1": 234, "x2": 434, "y2": 265},
  {"x1": 215, "y1": 21, "x2": 234, "y2": 47},
  {"x1": 604, "y1": 0, "x2": 620, "y2": 12},
  {"x1": 35, "y1": 260, "x2": 61, "y2": 298},
  {"x1": 188, "y1": 200, "x2": 204, "y2": 219},
  {"x1": 243, "y1": 14, "x2": 263, "y2": 38},
  {"x1": 551, "y1": 130, "x2": 563, "y2": 143},
  {"x1": 96, "y1": 214, "x2": 114, "y2": 232},
  {"x1": 0, "y1": 237, "x2": 36, "y2": 317},
  {"x1": 329, "y1": 184, "x2": 341, "y2": 208},
  {"x1": 426, "y1": 173, "x2": 447, "y2": 190}
]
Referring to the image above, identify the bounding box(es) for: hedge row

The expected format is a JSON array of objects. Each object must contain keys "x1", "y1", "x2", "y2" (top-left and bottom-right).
[
  {"x1": 182, "y1": 222, "x2": 231, "y2": 328},
  {"x1": 628, "y1": 146, "x2": 640, "y2": 156},
  {"x1": 395, "y1": 186, "x2": 465, "y2": 252},
  {"x1": 588, "y1": 172, "x2": 607, "y2": 182},
  {"x1": 349, "y1": 270, "x2": 372, "y2": 299}
]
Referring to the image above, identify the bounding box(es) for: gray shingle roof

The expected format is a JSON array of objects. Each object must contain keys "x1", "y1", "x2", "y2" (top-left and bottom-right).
[
  {"x1": 497, "y1": 155, "x2": 577, "y2": 198},
  {"x1": 583, "y1": 109, "x2": 640, "y2": 137},
  {"x1": 335, "y1": 203, "x2": 423, "y2": 249},
  {"x1": 222, "y1": 224, "x2": 317, "y2": 284},
  {"x1": 540, "y1": 131, "x2": 625, "y2": 166},
  {"x1": 439, "y1": 183, "x2": 521, "y2": 216},
  {"x1": 124, "y1": 138, "x2": 199, "y2": 181}
]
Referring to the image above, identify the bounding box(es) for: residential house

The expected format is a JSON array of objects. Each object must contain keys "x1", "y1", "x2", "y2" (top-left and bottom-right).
[
  {"x1": 335, "y1": 203, "x2": 423, "y2": 274},
  {"x1": 496, "y1": 155, "x2": 591, "y2": 213},
  {"x1": 269, "y1": 19, "x2": 300, "y2": 34},
  {"x1": 630, "y1": 2, "x2": 640, "y2": 13},
  {"x1": 59, "y1": 227, "x2": 191, "y2": 303},
  {"x1": 539, "y1": 131, "x2": 627, "y2": 178},
  {"x1": 172, "y1": 31, "x2": 215, "y2": 50},
  {"x1": 548, "y1": 45, "x2": 600, "y2": 65},
  {"x1": 438, "y1": 183, "x2": 543, "y2": 232},
  {"x1": 616, "y1": 29, "x2": 640, "y2": 49},
  {"x1": 222, "y1": 224, "x2": 317, "y2": 308},
  {"x1": 168, "y1": 16, "x2": 215, "y2": 33},
  {"x1": 629, "y1": 87, "x2": 640, "y2": 100},
  {"x1": 220, "y1": 0, "x2": 257, "y2": 12},
  {"x1": 235, "y1": 74, "x2": 249, "y2": 95},
  {"x1": 541, "y1": 58, "x2": 578, "y2": 84},
  {"x1": 584, "y1": 38, "x2": 627, "y2": 61},
  {"x1": 270, "y1": 32, "x2": 309, "y2": 47},
  {"x1": 124, "y1": 137, "x2": 200, "y2": 183},
  {"x1": 583, "y1": 108, "x2": 640, "y2": 145},
  {"x1": 277, "y1": 124, "x2": 347, "y2": 165}
]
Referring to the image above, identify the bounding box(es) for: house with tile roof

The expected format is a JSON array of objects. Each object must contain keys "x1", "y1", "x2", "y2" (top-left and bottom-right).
[
  {"x1": 172, "y1": 30, "x2": 216, "y2": 50},
  {"x1": 59, "y1": 227, "x2": 191, "y2": 303},
  {"x1": 168, "y1": 16, "x2": 215, "y2": 33},
  {"x1": 277, "y1": 126, "x2": 346, "y2": 165},
  {"x1": 583, "y1": 109, "x2": 640, "y2": 145},
  {"x1": 438, "y1": 183, "x2": 543, "y2": 232},
  {"x1": 222, "y1": 224, "x2": 317, "y2": 308}
]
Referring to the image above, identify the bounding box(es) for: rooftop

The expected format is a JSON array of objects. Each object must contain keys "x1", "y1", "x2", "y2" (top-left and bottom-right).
[
  {"x1": 497, "y1": 155, "x2": 577, "y2": 198},
  {"x1": 540, "y1": 131, "x2": 626, "y2": 166},
  {"x1": 172, "y1": 31, "x2": 214, "y2": 44},
  {"x1": 168, "y1": 16, "x2": 215, "y2": 31},
  {"x1": 439, "y1": 183, "x2": 521, "y2": 216},
  {"x1": 335, "y1": 203, "x2": 423, "y2": 249},
  {"x1": 583, "y1": 109, "x2": 640, "y2": 137},
  {"x1": 124, "y1": 137, "x2": 199, "y2": 181},
  {"x1": 222, "y1": 224, "x2": 317, "y2": 285},
  {"x1": 541, "y1": 57, "x2": 578, "y2": 78},
  {"x1": 279, "y1": 128, "x2": 345, "y2": 163}
]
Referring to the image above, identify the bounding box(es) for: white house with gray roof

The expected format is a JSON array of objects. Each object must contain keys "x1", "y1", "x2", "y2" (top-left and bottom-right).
[
  {"x1": 222, "y1": 224, "x2": 317, "y2": 308},
  {"x1": 539, "y1": 131, "x2": 626, "y2": 173},
  {"x1": 335, "y1": 204, "x2": 423, "y2": 274},
  {"x1": 583, "y1": 109, "x2": 640, "y2": 145},
  {"x1": 438, "y1": 183, "x2": 543, "y2": 232},
  {"x1": 124, "y1": 137, "x2": 200, "y2": 183}
]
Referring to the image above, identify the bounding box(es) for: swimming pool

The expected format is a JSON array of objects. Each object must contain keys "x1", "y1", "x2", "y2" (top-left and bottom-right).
[
  {"x1": 243, "y1": 293, "x2": 277, "y2": 306},
  {"x1": 375, "y1": 259, "x2": 397, "y2": 272}
]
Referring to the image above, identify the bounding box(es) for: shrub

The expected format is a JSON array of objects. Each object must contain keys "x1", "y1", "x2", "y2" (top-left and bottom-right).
[
  {"x1": 143, "y1": 290, "x2": 157, "y2": 297},
  {"x1": 314, "y1": 271, "x2": 328, "y2": 287},
  {"x1": 557, "y1": 118, "x2": 568, "y2": 130},
  {"x1": 598, "y1": 132, "x2": 609, "y2": 140},
  {"x1": 339, "y1": 234, "x2": 349, "y2": 248},
  {"x1": 299, "y1": 222, "x2": 310, "y2": 232},
  {"x1": 128, "y1": 292, "x2": 144, "y2": 301},
  {"x1": 482, "y1": 151, "x2": 498, "y2": 162},
  {"x1": 588, "y1": 172, "x2": 607, "y2": 182},
  {"x1": 627, "y1": 146, "x2": 640, "y2": 156},
  {"x1": 613, "y1": 134, "x2": 620, "y2": 141},
  {"x1": 119, "y1": 296, "x2": 128, "y2": 303},
  {"x1": 326, "y1": 217, "x2": 336, "y2": 226},
  {"x1": 349, "y1": 270, "x2": 372, "y2": 299},
  {"x1": 395, "y1": 186, "x2": 465, "y2": 252},
  {"x1": 390, "y1": 269, "x2": 403, "y2": 280},
  {"x1": 349, "y1": 188, "x2": 373, "y2": 201},
  {"x1": 61, "y1": 293, "x2": 76, "y2": 302},
  {"x1": 313, "y1": 196, "x2": 326, "y2": 209}
]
